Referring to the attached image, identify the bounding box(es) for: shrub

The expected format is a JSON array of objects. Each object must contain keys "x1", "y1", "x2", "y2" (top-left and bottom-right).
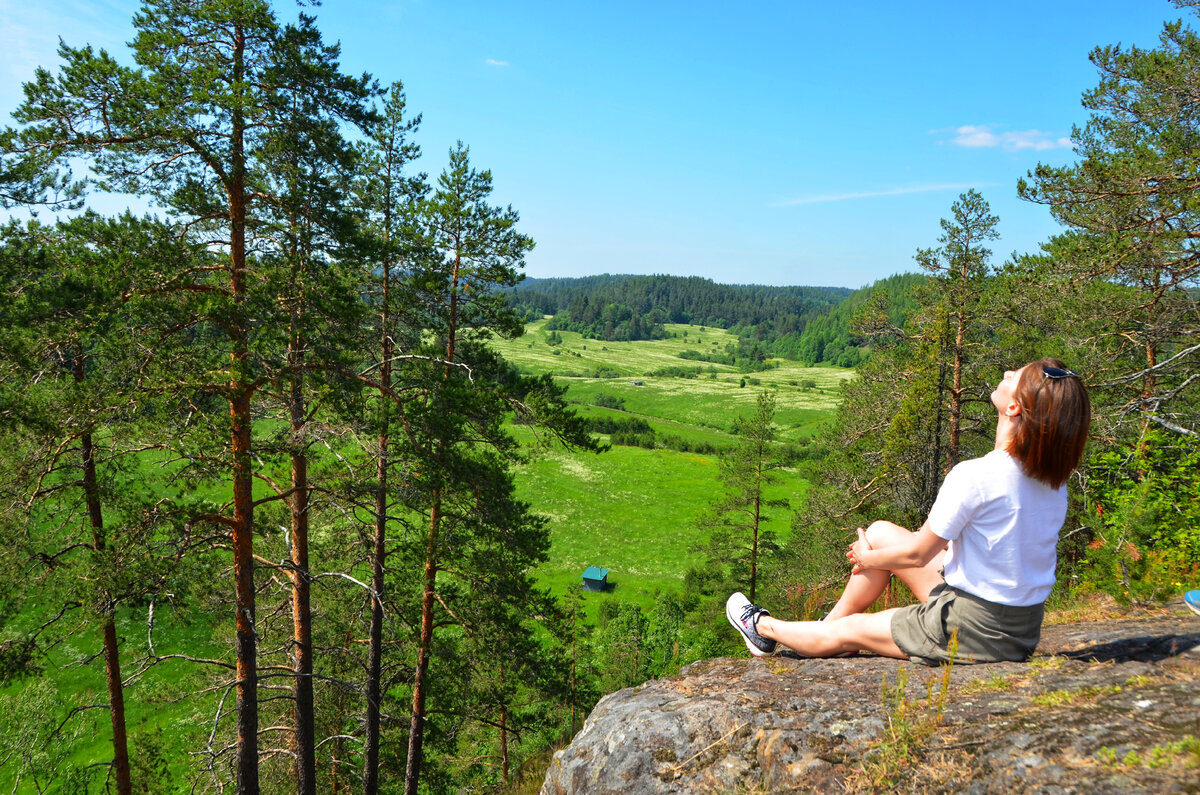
[{"x1": 591, "y1": 393, "x2": 626, "y2": 411}]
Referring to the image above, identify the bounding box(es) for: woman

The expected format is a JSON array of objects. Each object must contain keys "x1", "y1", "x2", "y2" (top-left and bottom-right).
[{"x1": 726, "y1": 358, "x2": 1091, "y2": 664}]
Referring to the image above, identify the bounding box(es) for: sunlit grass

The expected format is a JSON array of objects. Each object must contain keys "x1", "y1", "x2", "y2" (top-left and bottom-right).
[
  {"x1": 491, "y1": 320, "x2": 853, "y2": 443},
  {"x1": 493, "y1": 320, "x2": 846, "y2": 621},
  {"x1": 511, "y1": 435, "x2": 808, "y2": 621}
]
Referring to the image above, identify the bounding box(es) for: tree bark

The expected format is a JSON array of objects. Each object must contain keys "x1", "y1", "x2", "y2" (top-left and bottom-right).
[
  {"x1": 363, "y1": 304, "x2": 392, "y2": 795},
  {"x1": 229, "y1": 23, "x2": 259, "y2": 793},
  {"x1": 404, "y1": 495, "x2": 441, "y2": 795},
  {"x1": 289, "y1": 357, "x2": 316, "y2": 795},
  {"x1": 76, "y1": 350, "x2": 132, "y2": 795},
  {"x1": 231, "y1": 388, "x2": 258, "y2": 795},
  {"x1": 499, "y1": 662, "x2": 509, "y2": 783}
]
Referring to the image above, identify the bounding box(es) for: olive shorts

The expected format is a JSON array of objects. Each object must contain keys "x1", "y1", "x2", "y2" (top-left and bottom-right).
[{"x1": 890, "y1": 582, "x2": 1044, "y2": 666}]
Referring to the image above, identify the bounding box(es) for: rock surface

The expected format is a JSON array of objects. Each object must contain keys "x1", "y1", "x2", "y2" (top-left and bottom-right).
[{"x1": 542, "y1": 606, "x2": 1200, "y2": 793}]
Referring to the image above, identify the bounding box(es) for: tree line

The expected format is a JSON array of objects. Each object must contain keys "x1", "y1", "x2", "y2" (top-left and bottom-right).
[
  {"x1": 507, "y1": 274, "x2": 850, "y2": 346},
  {"x1": 507, "y1": 272, "x2": 929, "y2": 369}
]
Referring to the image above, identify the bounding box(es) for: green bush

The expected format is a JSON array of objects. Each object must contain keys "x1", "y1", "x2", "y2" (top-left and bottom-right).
[
  {"x1": 591, "y1": 393, "x2": 626, "y2": 410},
  {"x1": 1076, "y1": 432, "x2": 1200, "y2": 602}
]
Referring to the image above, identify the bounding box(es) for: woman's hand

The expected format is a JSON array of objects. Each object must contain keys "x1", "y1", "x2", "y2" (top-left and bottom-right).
[{"x1": 847, "y1": 527, "x2": 873, "y2": 574}]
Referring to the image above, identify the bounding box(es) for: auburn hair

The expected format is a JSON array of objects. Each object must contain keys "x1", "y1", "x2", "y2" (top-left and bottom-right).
[{"x1": 1006, "y1": 358, "x2": 1091, "y2": 489}]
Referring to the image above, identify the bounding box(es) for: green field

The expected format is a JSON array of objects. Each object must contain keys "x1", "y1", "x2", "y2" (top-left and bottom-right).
[
  {"x1": 0, "y1": 320, "x2": 849, "y2": 791},
  {"x1": 495, "y1": 320, "x2": 851, "y2": 616}
]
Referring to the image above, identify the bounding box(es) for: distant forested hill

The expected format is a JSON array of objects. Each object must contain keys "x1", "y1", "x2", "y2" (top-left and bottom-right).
[
  {"x1": 775, "y1": 273, "x2": 925, "y2": 367},
  {"x1": 507, "y1": 274, "x2": 848, "y2": 341},
  {"x1": 506, "y1": 273, "x2": 925, "y2": 366}
]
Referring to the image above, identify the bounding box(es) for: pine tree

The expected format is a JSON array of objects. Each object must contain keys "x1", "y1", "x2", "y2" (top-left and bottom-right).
[
  {"x1": 4, "y1": 4, "x2": 378, "y2": 789},
  {"x1": 697, "y1": 391, "x2": 787, "y2": 602},
  {"x1": 1018, "y1": 4, "x2": 1200, "y2": 439},
  {"x1": 0, "y1": 214, "x2": 195, "y2": 794},
  {"x1": 393, "y1": 142, "x2": 598, "y2": 791},
  {"x1": 351, "y1": 79, "x2": 427, "y2": 795},
  {"x1": 914, "y1": 189, "x2": 1000, "y2": 470}
]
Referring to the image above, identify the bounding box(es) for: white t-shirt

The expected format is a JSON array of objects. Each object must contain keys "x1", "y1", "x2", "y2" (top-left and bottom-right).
[{"x1": 927, "y1": 449, "x2": 1068, "y2": 607}]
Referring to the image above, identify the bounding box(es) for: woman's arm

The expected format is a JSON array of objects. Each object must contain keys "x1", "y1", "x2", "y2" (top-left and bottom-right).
[{"x1": 849, "y1": 520, "x2": 947, "y2": 573}]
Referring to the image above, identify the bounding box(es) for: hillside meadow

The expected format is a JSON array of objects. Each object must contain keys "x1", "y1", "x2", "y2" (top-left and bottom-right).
[
  {"x1": 0, "y1": 320, "x2": 852, "y2": 790},
  {"x1": 494, "y1": 320, "x2": 854, "y2": 618}
]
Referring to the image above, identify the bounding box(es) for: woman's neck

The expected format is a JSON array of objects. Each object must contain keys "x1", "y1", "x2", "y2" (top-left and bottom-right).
[{"x1": 994, "y1": 415, "x2": 1016, "y2": 452}]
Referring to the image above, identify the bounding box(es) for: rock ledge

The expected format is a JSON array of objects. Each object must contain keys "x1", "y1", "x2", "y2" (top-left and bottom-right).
[{"x1": 542, "y1": 608, "x2": 1200, "y2": 793}]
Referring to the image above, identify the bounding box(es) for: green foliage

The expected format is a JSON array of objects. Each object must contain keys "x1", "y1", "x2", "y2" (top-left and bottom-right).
[
  {"x1": 1018, "y1": 7, "x2": 1200, "y2": 441},
  {"x1": 591, "y1": 593, "x2": 690, "y2": 692},
  {"x1": 0, "y1": 678, "x2": 98, "y2": 793},
  {"x1": 1078, "y1": 432, "x2": 1200, "y2": 602},
  {"x1": 775, "y1": 273, "x2": 925, "y2": 366},
  {"x1": 515, "y1": 274, "x2": 848, "y2": 344},
  {"x1": 591, "y1": 392, "x2": 626, "y2": 410},
  {"x1": 653, "y1": 364, "x2": 705, "y2": 378},
  {"x1": 1014, "y1": 7, "x2": 1200, "y2": 597},
  {"x1": 0, "y1": 637, "x2": 39, "y2": 682},
  {"x1": 694, "y1": 391, "x2": 787, "y2": 602},
  {"x1": 128, "y1": 726, "x2": 172, "y2": 794}
]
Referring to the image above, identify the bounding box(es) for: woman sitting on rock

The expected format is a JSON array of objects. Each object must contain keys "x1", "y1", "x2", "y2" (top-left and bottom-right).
[{"x1": 727, "y1": 358, "x2": 1091, "y2": 665}]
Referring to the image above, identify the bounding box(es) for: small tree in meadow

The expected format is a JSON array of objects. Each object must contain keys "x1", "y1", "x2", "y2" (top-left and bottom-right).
[{"x1": 696, "y1": 391, "x2": 786, "y2": 602}]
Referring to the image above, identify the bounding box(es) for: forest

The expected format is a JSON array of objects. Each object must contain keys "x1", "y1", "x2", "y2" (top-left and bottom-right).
[
  {"x1": 506, "y1": 274, "x2": 849, "y2": 346},
  {"x1": 0, "y1": 1, "x2": 1198, "y2": 793},
  {"x1": 504, "y1": 273, "x2": 921, "y2": 369}
]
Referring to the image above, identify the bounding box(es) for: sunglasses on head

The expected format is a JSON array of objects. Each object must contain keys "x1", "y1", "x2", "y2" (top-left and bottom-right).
[{"x1": 1042, "y1": 366, "x2": 1080, "y2": 379}]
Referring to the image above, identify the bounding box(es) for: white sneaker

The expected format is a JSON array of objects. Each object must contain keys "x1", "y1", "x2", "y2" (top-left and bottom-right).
[{"x1": 725, "y1": 592, "x2": 776, "y2": 657}]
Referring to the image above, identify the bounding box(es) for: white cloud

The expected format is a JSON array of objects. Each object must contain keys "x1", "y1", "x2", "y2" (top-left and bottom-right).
[
  {"x1": 485, "y1": 58, "x2": 510, "y2": 67},
  {"x1": 777, "y1": 183, "x2": 985, "y2": 206},
  {"x1": 946, "y1": 125, "x2": 1073, "y2": 151}
]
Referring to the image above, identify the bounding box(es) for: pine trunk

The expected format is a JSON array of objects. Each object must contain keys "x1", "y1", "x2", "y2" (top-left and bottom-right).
[
  {"x1": 404, "y1": 496, "x2": 441, "y2": 795},
  {"x1": 101, "y1": 619, "x2": 131, "y2": 795},
  {"x1": 76, "y1": 350, "x2": 132, "y2": 795},
  {"x1": 229, "y1": 23, "x2": 258, "y2": 791},
  {"x1": 289, "y1": 363, "x2": 316, "y2": 795},
  {"x1": 231, "y1": 387, "x2": 258, "y2": 794},
  {"x1": 363, "y1": 327, "x2": 392, "y2": 794}
]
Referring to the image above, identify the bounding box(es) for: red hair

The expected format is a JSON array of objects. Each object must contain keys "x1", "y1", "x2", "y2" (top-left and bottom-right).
[{"x1": 1007, "y1": 358, "x2": 1091, "y2": 489}]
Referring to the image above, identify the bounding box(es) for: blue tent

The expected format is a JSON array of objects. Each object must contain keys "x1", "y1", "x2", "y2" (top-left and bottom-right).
[{"x1": 582, "y1": 566, "x2": 610, "y2": 591}]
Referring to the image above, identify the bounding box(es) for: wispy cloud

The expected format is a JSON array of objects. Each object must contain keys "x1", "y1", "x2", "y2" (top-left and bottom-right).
[
  {"x1": 0, "y1": 1, "x2": 136, "y2": 112},
  {"x1": 945, "y1": 125, "x2": 1072, "y2": 151},
  {"x1": 485, "y1": 58, "x2": 510, "y2": 67},
  {"x1": 777, "y1": 183, "x2": 984, "y2": 206}
]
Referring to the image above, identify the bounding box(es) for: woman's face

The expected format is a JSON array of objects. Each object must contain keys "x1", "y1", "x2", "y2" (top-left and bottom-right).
[{"x1": 991, "y1": 364, "x2": 1029, "y2": 414}]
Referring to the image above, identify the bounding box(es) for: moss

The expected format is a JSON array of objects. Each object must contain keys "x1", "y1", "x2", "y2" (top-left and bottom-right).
[{"x1": 652, "y1": 747, "x2": 677, "y2": 763}]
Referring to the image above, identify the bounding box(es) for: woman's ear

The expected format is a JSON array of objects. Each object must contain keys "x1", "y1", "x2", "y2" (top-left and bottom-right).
[{"x1": 1004, "y1": 400, "x2": 1022, "y2": 418}]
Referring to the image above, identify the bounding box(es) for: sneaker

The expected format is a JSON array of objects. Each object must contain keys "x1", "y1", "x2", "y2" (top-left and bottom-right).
[
  {"x1": 1186, "y1": 590, "x2": 1200, "y2": 617},
  {"x1": 726, "y1": 592, "x2": 776, "y2": 657}
]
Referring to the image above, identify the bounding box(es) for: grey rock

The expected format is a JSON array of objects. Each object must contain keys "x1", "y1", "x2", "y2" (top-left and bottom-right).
[{"x1": 542, "y1": 608, "x2": 1200, "y2": 793}]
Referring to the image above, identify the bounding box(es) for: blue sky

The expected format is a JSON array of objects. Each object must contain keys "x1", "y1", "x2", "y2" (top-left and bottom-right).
[{"x1": 0, "y1": 1, "x2": 1179, "y2": 289}]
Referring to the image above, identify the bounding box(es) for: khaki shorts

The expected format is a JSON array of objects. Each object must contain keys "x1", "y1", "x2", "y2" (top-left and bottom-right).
[{"x1": 890, "y1": 582, "x2": 1044, "y2": 666}]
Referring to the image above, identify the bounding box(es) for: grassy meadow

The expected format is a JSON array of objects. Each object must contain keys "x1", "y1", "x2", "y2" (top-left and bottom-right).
[
  {"x1": 0, "y1": 319, "x2": 851, "y2": 791},
  {"x1": 495, "y1": 319, "x2": 852, "y2": 617}
]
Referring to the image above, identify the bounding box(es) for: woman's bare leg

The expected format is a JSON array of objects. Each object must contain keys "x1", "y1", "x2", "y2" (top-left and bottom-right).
[
  {"x1": 824, "y1": 521, "x2": 946, "y2": 621},
  {"x1": 757, "y1": 608, "x2": 906, "y2": 659}
]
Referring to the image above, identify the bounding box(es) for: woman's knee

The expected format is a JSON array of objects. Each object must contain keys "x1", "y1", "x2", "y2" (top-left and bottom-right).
[{"x1": 864, "y1": 520, "x2": 912, "y2": 546}]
